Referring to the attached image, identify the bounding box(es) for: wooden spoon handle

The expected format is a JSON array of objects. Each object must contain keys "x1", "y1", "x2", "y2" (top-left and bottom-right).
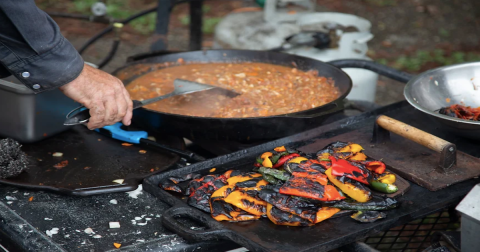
[{"x1": 376, "y1": 115, "x2": 452, "y2": 153}]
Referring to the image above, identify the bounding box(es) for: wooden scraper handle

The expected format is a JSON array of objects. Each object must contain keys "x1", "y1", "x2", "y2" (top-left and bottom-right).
[{"x1": 376, "y1": 115, "x2": 456, "y2": 171}]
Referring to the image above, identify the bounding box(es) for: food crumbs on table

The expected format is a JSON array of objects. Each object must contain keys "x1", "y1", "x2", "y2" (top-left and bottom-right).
[
  {"x1": 53, "y1": 160, "x2": 68, "y2": 169},
  {"x1": 209, "y1": 168, "x2": 216, "y2": 172},
  {"x1": 37, "y1": 159, "x2": 42, "y2": 161},
  {"x1": 150, "y1": 168, "x2": 154, "y2": 172},
  {"x1": 98, "y1": 139, "x2": 102, "y2": 141},
  {"x1": 28, "y1": 196, "x2": 33, "y2": 202},
  {"x1": 52, "y1": 152, "x2": 63, "y2": 157},
  {"x1": 139, "y1": 150, "x2": 147, "y2": 154},
  {"x1": 43, "y1": 133, "x2": 47, "y2": 137},
  {"x1": 113, "y1": 243, "x2": 121, "y2": 248},
  {"x1": 446, "y1": 98, "x2": 451, "y2": 103},
  {"x1": 122, "y1": 143, "x2": 133, "y2": 146},
  {"x1": 84, "y1": 166, "x2": 91, "y2": 170}
]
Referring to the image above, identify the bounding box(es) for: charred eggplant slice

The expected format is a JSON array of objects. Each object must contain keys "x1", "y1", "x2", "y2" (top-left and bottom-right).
[{"x1": 351, "y1": 211, "x2": 386, "y2": 223}]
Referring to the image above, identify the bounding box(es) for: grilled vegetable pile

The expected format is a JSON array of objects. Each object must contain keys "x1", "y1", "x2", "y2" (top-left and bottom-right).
[{"x1": 159, "y1": 142, "x2": 400, "y2": 225}]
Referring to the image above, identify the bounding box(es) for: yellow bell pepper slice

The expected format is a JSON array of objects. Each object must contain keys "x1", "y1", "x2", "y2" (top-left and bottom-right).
[
  {"x1": 274, "y1": 146, "x2": 287, "y2": 152},
  {"x1": 325, "y1": 168, "x2": 372, "y2": 203},
  {"x1": 261, "y1": 152, "x2": 273, "y2": 159},
  {"x1": 262, "y1": 157, "x2": 273, "y2": 168},
  {"x1": 338, "y1": 143, "x2": 364, "y2": 154}
]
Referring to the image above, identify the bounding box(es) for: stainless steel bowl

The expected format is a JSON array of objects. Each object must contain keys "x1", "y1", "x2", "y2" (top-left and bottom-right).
[{"x1": 404, "y1": 62, "x2": 480, "y2": 140}]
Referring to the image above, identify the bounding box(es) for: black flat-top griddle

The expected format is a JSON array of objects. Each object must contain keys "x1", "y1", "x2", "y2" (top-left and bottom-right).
[
  {"x1": 143, "y1": 101, "x2": 480, "y2": 252},
  {"x1": 0, "y1": 125, "x2": 183, "y2": 196}
]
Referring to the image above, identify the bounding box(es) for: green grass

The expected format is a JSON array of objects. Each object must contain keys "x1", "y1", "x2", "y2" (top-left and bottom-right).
[
  {"x1": 178, "y1": 5, "x2": 220, "y2": 34},
  {"x1": 377, "y1": 49, "x2": 480, "y2": 72},
  {"x1": 70, "y1": 0, "x2": 156, "y2": 34}
]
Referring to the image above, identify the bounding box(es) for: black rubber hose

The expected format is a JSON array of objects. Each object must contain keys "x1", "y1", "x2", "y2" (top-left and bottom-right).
[
  {"x1": 78, "y1": 0, "x2": 192, "y2": 55},
  {"x1": 328, "y1": 59, "x2": 414, "y2": 84},
  {"x1": 47, "y1": 12, "x2": 91, "y2": 21},
  {"x1": 97, "y1": 39, "x2": 120, "y2": 69},
  {"x1": 78, "y1": 6, "x2": 157, "y2": 54}
]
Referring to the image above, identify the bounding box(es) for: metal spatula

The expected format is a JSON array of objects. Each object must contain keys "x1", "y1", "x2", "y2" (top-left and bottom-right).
[{"x1": 63, "y1": 79, "x2": 240, "y2": 126}]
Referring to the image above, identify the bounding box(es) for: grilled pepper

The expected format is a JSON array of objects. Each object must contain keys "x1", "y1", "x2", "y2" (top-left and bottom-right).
[
  {"x1": 258, "y1": 167, "x2": 291, "y2": 181},
  {"x1": 210, "y1": 198, "x2": 261, "y2": 222},
  {"x1": 325, "y1": 168, "x2": 372, "y2": 203},
  {"x1": 224, "y1": 190, "x2": 267, "y2": 216},
  {"x1": 261, "y1": 152, "x2": 273, "y2": 159},
  {"x1": 365, "y1": 161, "x2": 386, "y2": 174},
  {"x1": 235, "y1": 178, "x2": 269, "y2": 191},
  {"x1": 210, "y1": 185, "x2": 260, "y2": 222},
  {"x1": 258, "y1": 170, "x2": 279, "y2": 184},
  {"x1": 370, "y1": 180, "x2": 398, "y2": 194},
  {"x1": 329, "y1": 156, "x2": 372, "y2": 185},
  {"x1": 349, "y1": 152, "x2": 367, "y2": 161},
  {"x1": 266, "y1": 204, "x2": 313, "y2": 226},
  {"x1": 376, "y1": 172, "x2": 396, "y2": 184},
  {"x1": 272, "y1": 153, "x2": 302, "y2": 168},
  {"x1": 279, "y1": 172, "x2": 345, "y2": 201},
  {"x1": 274, "y1": 146, "x2": 287, "y2": 152},
  {"x1": 285, "y1": 160, "x2": 327, "y2": 174},
  {"x1": 259, "y1": 189, "x2": 340, "y2": 223},
  {"x1": 262, "y1": 157, "x2": 273, "y2": 168},
  {"x1": 330, "y1": 197, "x2": 398, "y2": 211},
  {"x1": 338, "y1": 143, "x2": 364, "y2": 153},
  {"x1": 227, "y1": 173, "x2": 262, "y2": 186}
]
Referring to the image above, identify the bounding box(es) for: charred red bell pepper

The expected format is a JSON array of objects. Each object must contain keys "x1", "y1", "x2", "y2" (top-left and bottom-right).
[
  {"x1": 328, "y1": 156, "x2": 371, "y2": 185},
  {"x1": 272, "y1": 153, "x2": 301, "y2": 168},
  {"x1": 279, "y1": 172, "x2": 345, "y2": 201},
  {"x1": 364, "y1": 161, "x2": 386, "y2": 174}
]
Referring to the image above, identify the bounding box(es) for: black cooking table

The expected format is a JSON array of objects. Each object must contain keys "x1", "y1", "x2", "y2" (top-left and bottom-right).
[{"x1": 0, "y1": 101, "x2": 477, "y2": 251}]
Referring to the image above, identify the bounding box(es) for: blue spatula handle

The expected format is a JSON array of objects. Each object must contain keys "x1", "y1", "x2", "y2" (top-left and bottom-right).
[{"x1": 95, "y1": 122, "x2": 147, "y2": 144}]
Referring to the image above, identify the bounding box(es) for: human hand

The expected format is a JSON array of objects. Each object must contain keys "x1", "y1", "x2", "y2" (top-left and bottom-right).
[{"x1": 59, "y1": 64, "x2": 133, "y2": 130}]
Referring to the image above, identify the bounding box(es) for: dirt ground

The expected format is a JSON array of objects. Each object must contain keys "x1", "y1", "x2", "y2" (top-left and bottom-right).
[{"x1": 39, "y1": 0, "x2": 480, "y2": 106}]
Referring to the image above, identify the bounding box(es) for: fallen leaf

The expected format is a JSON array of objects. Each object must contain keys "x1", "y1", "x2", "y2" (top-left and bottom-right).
[
  {"x1": 446, "y1": 98, "x2": 451, "y2": 103},
  {"x1": 122, "y1": 143, "x2": 133, "y2": 146},
  {"x1": 114, "y1": 243, "x2": 121, "y2": 248}
]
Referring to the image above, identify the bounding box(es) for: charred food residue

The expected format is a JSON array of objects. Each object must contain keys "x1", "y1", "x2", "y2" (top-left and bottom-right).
[{"x1": 0, "y1": 138, "x2": 28, "y2": 179}]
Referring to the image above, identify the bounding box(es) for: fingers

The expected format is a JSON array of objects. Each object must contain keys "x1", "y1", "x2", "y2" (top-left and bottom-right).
[
  {"x1": 87, "y1": 101, "x2": 106, "y2": 130},
  {"x1": 121, "y1": 86, "x2": 133, "y2": 126},
  {"x1": 102, "y1": 89, "x2": 119, "y2": 127}
]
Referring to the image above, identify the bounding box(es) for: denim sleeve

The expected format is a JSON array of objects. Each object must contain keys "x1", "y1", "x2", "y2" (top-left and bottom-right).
[{"x1": 0, "y1": 0, "x2": 84, "y2": 94}]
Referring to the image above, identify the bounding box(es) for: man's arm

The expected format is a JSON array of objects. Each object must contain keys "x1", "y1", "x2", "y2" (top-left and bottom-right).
[
  {"x1": 0, "y1": 0, "x2": 133, "y2": 129},
  {"x1": 0, "y1": 0, "x2": 84, "y2": 93}
]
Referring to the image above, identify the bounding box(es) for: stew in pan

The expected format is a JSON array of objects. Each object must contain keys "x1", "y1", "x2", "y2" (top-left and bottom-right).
[{"x1": 127, "y1": 62, "x2": 340, "y2": 118}]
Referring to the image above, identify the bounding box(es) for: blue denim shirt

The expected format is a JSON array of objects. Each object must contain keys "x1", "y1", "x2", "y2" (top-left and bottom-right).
[{"x1": 0, "y1": 0, "x2": 84, "y2": 94}]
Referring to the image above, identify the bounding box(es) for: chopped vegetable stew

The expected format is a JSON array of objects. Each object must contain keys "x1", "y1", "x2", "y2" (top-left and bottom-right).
[{"x1": 127, "y1": 62, "x2": 339, "y2": 118}]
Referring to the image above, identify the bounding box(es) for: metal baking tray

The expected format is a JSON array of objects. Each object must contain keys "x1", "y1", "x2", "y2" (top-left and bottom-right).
[{"x1": 0, "y1": 77, "x2": 79, "y2": 143}]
